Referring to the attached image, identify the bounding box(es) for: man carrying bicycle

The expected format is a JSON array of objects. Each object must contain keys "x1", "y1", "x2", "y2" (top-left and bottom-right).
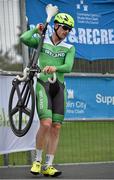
[{"x1": 20, "y1": 12, "x2": 75, "y2": 177}]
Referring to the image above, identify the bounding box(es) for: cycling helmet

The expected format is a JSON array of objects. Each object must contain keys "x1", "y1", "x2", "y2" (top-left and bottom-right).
[{"x1": 54, "y1": 13, "x2": 74, "y2": 28}]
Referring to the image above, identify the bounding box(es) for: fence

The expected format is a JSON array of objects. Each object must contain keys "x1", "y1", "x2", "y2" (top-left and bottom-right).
[
  {"x1": 0, "y1": 0, "x2": 114, "y2": 167},
  {"x1": 0, "y1": 121, "x2": 114, "y2": 166},
  {"x1": 73, "y1": 58, "x2": 114, "y2": 74}
]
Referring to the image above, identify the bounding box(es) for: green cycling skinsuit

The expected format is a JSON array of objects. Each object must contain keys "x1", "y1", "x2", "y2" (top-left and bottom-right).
[{"x1": 20, "y1": 27, "x2": 75, "y2": 123}]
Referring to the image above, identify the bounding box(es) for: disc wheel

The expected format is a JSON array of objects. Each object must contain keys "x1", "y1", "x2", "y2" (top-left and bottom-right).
[{"x1": 8, "y1": 79, "x2": 35, "y2": 137}]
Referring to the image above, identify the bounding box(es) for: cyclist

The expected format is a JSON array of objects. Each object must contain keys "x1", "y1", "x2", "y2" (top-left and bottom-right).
[{"x1": 20, "y1": 12, "x2": 75, "y2": 177}]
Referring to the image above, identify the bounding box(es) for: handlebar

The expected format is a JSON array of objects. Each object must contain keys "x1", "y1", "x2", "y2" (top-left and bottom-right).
[
  {"x1": 16, "y1": 67, "x2": 57, "y2": 83},
  {"x1": 16, "y1": 67, "x2": 30, "y2": 81}
]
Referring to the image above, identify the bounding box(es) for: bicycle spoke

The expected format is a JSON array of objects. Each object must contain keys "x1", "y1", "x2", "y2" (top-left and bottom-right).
[
  {"x1": 15, "y1": 85, "x2": 21, "y2": 99},
  {"x1": 22, "y1": 84, "x2": 30, "y2": 105},
  {"x1": 10, "y1": 106, "x2": 18, "y2": 116},
  {"x1": 25, "y1": 89, "x2": 31, "y2": 107},
  {"x1": 22, "y1": 107, "x2": 31, "y2": 116},
  {"x1": 21, "y1": 81, "x2": 28, "y2": 97},
  {"x1": 15, "y1": 82, "x2": 28, "y2": 103},
  {"x1": 19, "y1": 109, "x2": 22, "y2": 130}
]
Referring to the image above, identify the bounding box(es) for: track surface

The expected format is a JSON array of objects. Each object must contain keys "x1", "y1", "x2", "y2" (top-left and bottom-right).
[{"x1": 0, "y1": 162, "x2": 114, "y2": 179}]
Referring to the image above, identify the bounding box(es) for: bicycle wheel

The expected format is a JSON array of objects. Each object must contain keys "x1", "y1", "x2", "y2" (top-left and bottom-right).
[{"x1": 8, "y1": 79, "x2": 35, "y2": 137}]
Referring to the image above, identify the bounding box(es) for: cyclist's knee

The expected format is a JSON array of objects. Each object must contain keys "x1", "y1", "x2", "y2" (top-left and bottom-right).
[
  {"x1": 50, "y1": 123, "x2": 61, "y2": 137},
  {"x1": 52, "y1": 123, "x2": 61, "y2": 130}
]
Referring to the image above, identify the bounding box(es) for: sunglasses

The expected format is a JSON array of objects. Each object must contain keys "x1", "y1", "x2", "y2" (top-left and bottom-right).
[{"x1": 59, "y1": 24, "x2": 72, "y2": 32}]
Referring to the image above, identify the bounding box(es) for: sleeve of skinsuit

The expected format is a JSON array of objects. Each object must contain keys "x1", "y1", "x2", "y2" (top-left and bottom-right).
[
  {"x1": 56, "y1": 45, "x2": 75, "y2": 73},
  {"x1": 20, "y1": 28, "x2": 40, "y2": 48}
]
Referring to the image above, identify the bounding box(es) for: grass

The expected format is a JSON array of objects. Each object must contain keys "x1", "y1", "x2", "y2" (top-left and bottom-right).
[
  {"x1": 54, "y1": 121, "x2": 114, "y2": 163},
  {"x1": 0, "y1": 121, "x2": 114, "y2": 166}
]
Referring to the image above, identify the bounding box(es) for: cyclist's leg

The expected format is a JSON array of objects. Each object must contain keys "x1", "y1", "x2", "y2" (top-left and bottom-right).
[
  {"x1": 46, "y1": 83, "x2": 66, "y2": 155},
  {"x1": 31, "y1": 80, "x2": 53, "y2": 174},
  {"x1": 35, "y1": 79, "x2": 53, "y2": 151},
  {"x1": 42, "y1": 81, "x2": 66, "y2": 175}
]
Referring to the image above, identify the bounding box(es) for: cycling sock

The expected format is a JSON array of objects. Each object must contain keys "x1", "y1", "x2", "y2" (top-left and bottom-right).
[
  {"x1": 45, "y1": 154, "x2": 54, "y2": 166},
  {"x1": 35, "y1": 149, "x2": 43, "y2": 162}
]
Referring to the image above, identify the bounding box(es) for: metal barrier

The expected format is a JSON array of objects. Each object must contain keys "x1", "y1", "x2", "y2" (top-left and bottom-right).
[
  {"x1": 73, "y1": 58, "x2": 114, "y2": 74},
  {"x1": 0, "y1": 121, "x2": 114, "y2": 166}
]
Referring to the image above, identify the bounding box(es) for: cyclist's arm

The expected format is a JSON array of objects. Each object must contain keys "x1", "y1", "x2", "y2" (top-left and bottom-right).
[
  {"x1": 20, "y1": 27, "x2": 40, "y2": 48},
  {"x1": 56, "y1": 46, "x2": 75, "y2": 73}
]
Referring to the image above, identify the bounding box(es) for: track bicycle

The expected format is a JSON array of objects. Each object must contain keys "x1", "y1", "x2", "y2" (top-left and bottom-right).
[{"x1": 8, "y1": 4, "x2": 58, "y2": 137}]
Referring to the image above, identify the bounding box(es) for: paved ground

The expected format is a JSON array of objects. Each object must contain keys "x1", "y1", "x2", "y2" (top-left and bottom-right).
[{"x1": 0, "y1": 162, "x2": 114, "y2": 179}]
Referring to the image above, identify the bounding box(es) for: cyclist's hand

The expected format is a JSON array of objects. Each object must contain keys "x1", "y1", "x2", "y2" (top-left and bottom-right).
[
  {"x1": 43, "y1": 66, "x2": 56, "y2": 74},
  {"x1": 36, "y1": 23, "x2": 44, "y2": 33}
]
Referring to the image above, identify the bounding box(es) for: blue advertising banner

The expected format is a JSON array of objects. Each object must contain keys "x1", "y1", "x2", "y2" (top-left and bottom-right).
[
  {"x1": 65, "y1": 76, "x2": 114, "y2": 120},
  {"x1": 26, "y1": 0, "x2": 114, "y2": 60}
]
